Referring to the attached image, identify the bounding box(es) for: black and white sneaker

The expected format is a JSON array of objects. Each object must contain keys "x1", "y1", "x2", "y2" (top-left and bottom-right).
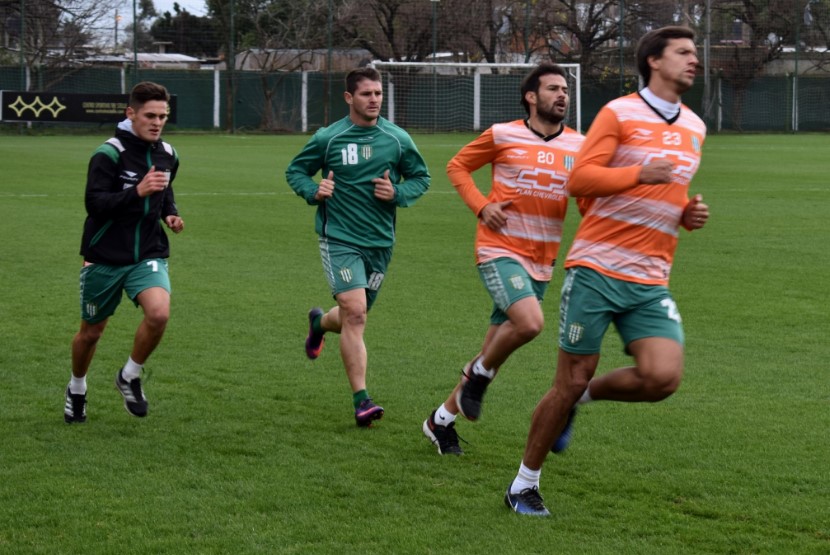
[
  {"x1": 64, "y1": 386, "x2": 87, "y2": 423},
  {"x1": 456, "y1": 364, "x2": 491, "y2": 421},
  {"x1": 115, "y1": 369, "x2": 148, "y2": 418},
  {"x1": 422, "y1": 410, "x2": 463, "y2": 455},
  {"x1": 504, "y1": 482, "x2": 551, "y2": 516}
]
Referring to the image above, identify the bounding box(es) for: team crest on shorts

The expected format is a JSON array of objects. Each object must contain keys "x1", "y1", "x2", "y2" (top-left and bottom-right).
[
  {"x1": 567, "y1": 322, "x2": 584, "y2": 344},
  {"x1": 339, "y1": 268, "x2": 353, "y2": 283},
  {"x1": 509, "y1": 275, "x2": 525, "y2": 290}
]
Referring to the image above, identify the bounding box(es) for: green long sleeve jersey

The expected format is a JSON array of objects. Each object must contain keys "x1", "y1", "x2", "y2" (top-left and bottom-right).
[{"x1": 286, "y1": 116, "x2": 431, "y2": 248}]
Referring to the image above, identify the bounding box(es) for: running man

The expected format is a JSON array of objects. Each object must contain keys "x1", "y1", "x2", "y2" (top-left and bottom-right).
[
  {"x1": 506, "y1": 26, "x2": 710, "y2": 515},
  {"x1": 423, "y1": 63, "x2": 584, "y2": 455},
  {"x1": 286, "y1": 67, "x2": 430, "y2": 427},
  {"x1": 65, "y1": 81, "x2": 184, "y2": 423}
]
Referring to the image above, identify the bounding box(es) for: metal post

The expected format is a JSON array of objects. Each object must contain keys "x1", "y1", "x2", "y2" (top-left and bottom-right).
[
  {"x1": 431, "y1": 0, "x2": 438, "y2": 61},
  {"x1": 794, "y1": 2, "x2": 801, "y2": 132},
  {"x1": 431, "y1": 0, "x2": 439, "y2": 131},
  {"x1": 19, "y1": 0, "x2": 24, "y2": 90},
  {"x1": 703, "y1": 0, "x2": 712, "y2": 126},
  {"x1": 132, "y1": 0, "x2": 138, "y2": 83},
  {"x1": 619, "y1": 0, "x2": 625, "y2": 95},
  {"x1": 227, "y1": 0, "x2": 236, "y2": 133},
  {"x1": 325, "y1": 0, "x2": 332, "y2": 126},
  {"x1": 524, "y1": 0, "x2": 530, "y2": 63}
]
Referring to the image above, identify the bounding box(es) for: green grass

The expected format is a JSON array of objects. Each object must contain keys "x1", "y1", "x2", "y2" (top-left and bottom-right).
[{"x1": 1, "y1": 132, "x2": 828, "y2": 554}]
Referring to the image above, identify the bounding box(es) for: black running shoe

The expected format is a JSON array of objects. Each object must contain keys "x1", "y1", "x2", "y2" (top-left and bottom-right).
[
  {"x1": 64, "y1": 387, "x2": 87, "y2": 424},
  {"x1": 422, "y1": 410, "x2": 463, "y2": 455},
  {"x1": 115, "y1": 369, "x2": 148, "y2": 418},
  {"x1": 456, "y1": 365, "x2": 490, "y2": 421},
  {"x1": 504, "y1": 482, "x2": 551, "y2": 516}
]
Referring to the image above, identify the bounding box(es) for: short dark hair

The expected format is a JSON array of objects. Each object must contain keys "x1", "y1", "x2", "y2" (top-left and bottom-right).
[
  {"x1": 129, "y1": 81, "x2": 170, "y2": 109},
  {"x1": 636, "y1": 26, "x2": 696, "y2": 85},
  {"x1": 345, "y1": 67, "x2": 381, "y2": 95},
  {"x1": 520, "y1": 63, "x2": 568, "y2": 115}
]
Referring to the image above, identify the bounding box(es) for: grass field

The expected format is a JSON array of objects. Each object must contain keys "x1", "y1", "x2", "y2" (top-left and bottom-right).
[{"x1": 1, "y1": 131, "x2": 828, "y2": 554}]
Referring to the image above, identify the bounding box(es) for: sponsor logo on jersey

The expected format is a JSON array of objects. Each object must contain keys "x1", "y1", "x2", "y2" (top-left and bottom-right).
[
  {"x1": 642, "y1": 150, "x2": 700, "y2": 185},
  {"x1": 632, "y1": 128, "x2": 653, "y2": 141},
  {"x1": 514, "y1": 168, "x2": 568, "y2": 193},
  {"x1": 506, "y1": 148, "x2": 528, "y2": 160},
  {"x1": 120, "y1": 171, "x2": 140, "y2": 190}
]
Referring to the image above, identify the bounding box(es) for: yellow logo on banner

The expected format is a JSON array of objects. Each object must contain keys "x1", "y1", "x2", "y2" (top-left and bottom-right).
[{"x1": 8, "y1": 95, "x2": 67, "y2": 118}]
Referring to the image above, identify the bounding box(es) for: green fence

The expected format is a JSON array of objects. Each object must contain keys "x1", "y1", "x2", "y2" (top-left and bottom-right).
[{"x1": 1, "y1": 66, "x2": 828, "y2": 133}]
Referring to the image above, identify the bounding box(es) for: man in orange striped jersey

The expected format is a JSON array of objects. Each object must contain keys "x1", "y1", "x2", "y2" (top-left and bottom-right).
[
  {"x1": 422, "y1": 63, "x2": 584, "y2": 456},
  {"x1": 506, "y1": 27, "x2": 710, "y2": 516}
]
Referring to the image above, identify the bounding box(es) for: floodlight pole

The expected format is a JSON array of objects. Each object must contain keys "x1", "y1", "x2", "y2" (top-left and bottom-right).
[
  {"x1": 325, "y1": 0, "x2": 332, "y2": 126},
  {"x1": 431, "y1": 0, "x2": 439, "y2": 132},
  {"x1": 19, "y1": 0, "x2": 24, "y2": 90},
  {"x1": 703, "y1": 0, "x2": 712, "y2": 126},
  {"x1": 431, "y1": 0, "x2": 438, "y2": 62},
  {"x1": 618, "y1": 0, "x2": 625, "y2": 95},
  {"x1": 132, "y1": 0, "x2": 138, "y2": 84},
  {"x1": 227, "y1": 0, "x2": 236, "y2": 133},
  {"x1": 524, "y1": 0, "x2": 531, "y2": 63}
]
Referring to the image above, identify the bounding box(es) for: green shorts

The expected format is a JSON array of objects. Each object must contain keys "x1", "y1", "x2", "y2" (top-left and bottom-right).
[
  {"x1": 558, "y1": 266, "x2": 684, "y2": 354},
  {"x1": 478, "y1": 258, "x2": 548, "y2": 325},
  {"x1": 79, "y1": 258, "x2": 171, "y2": 324},
  {"x1": 319, "y1": 238, "x2": 392, "y2": 311}
]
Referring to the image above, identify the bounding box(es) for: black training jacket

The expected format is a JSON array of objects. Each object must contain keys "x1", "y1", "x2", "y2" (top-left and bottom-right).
[{"x1": 80, "y1": 123, "x2": 180, "y2": 265}]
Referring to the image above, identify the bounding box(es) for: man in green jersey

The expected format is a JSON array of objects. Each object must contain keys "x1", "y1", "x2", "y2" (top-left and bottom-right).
[{"x1": 286, "y1": 67, "x2": 430, "y2": 427}]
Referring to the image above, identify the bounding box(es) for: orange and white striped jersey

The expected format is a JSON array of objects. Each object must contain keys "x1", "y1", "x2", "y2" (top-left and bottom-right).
[
  {"x1": 565, "y1": 93, "x2": 706, "y2": 286},
  {"x1": 448, "y1": 120, "x2": 585, "y2": 281}
]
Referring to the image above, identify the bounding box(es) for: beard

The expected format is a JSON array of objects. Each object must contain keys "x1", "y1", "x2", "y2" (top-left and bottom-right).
[{"x1": 536, "y1": 102, "x2": 567, "y2": 126}]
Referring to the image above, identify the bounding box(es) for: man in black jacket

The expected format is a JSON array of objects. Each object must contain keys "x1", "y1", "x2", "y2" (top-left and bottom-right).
[{"x1": 65, "y1": 81, "x2": 184, "y2": 423}]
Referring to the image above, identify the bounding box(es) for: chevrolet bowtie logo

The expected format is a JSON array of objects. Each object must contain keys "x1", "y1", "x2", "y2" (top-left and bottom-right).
[
  {"x1": 516, "y1": 168, "x2": 567, "y2": 192},
  {"x1": 8, "y1": 95, "x2": 67, "y2": 118}
]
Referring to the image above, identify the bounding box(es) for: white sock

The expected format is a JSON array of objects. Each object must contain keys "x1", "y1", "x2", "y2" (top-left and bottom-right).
[
  {"x1": 577, "y1": 384, "x2": 593, "y2": 405},
  {"x1": 121, "y1": 357, "x2": 143, "y2": 381},
  {"x1": 472, "y1": 357, "x2": 496, "y2": 380},
  {"x1": 69, "y1": 375, "x2": 87, "y2": 395},
  {"x1": 510, "y1": 462, "x2": 541, "y2": 494},
  {"x1": 434, "y1": 403, "x2": 457, "y2": 426}
]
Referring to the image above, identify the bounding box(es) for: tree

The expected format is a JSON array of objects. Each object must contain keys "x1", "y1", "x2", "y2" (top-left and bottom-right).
[
  {"x1": 123, "y1": 0, "x2": 160, "y2": 52},
  {"x1": 206, "y1": 0, "x2": 334, "y2": 130},
  {"x1": 437, "y1": 0, "x2": 512, "y2": 64},
  {"x1": 0, "y1": 0, "x2": 118, "y2": 87},
  {"x1": 711, "y1": 0, "x2": 801, "y2": 129},
  {"x1": 336, "y1": 0, "x2": 434, "y2": 62},
  {"x1": 545, "y1": 0, "x2": 624, "y2": 76},
  {"x1": 150, "y1": 3, "x2": 222, "y2": 57},
  {"x1": 239, "y1": 0, "x2": 332, "y2": 130}
]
